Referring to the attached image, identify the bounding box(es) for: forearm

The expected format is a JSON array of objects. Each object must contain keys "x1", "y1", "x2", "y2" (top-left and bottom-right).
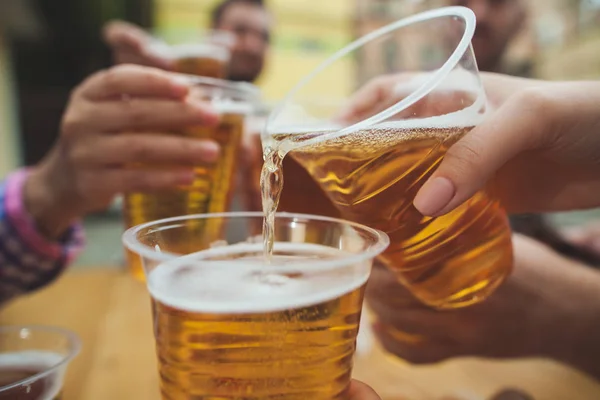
[
  {"x1": 570, "y1": 315, "x2": 600, "y2": 381},
  {"x1": 538, "y1": 255, "x2": 600, "y2": 380},
  {"x1": 24, "y1": 163, "x2": 81, "y2": 240},
  {"x1": 559, "y1": 275, "x2": 600, "y2": 381}
]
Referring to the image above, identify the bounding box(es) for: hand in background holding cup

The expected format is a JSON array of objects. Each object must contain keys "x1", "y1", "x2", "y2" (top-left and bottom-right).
[
  {"x1": 24, "y1": 65, "x2": 220, "y2": 240},
  {"x1": 365, "y1": 233, "x2": 600, "y2": 380}
]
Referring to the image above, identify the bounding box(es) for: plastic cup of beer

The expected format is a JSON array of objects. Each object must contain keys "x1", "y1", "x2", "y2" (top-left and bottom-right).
[
  {"x1": 263, "y1": 6, "x2": 513, "y2": 310},
  {"x1": 146, "y1": 29, "x2": 235, "y2": 78},
  {"x1": 122, "y1": 211, "x2": 389, "y2": 399},
  {"x1": 123, "y1": 77, "x2": 260, "y2": 281},
  {"x1": 0, "y1": 326, "x2": 80, "y2": 400}
]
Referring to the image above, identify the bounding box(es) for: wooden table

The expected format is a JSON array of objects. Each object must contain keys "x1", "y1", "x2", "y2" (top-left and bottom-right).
[{"x1": 1, "y1": 268, "x2": 599, "y2": 400}]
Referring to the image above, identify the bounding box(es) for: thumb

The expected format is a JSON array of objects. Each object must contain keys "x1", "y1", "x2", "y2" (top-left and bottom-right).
[
  {"x1": 103, "y1": 20, "x2": 149, "y2": 51},
  {"x1": 336, "y1": 75, "x2": 403, "y2": 123},
  {"x1": 413, "y1": 88, "x2": 555, "y2": 217},
  {"x1": 347, "y1": 380, "x2": 382, "y2": 400}
]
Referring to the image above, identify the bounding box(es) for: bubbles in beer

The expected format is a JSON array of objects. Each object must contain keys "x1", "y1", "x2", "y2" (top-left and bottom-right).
[
  {"x1": 262, "y1": 108, "x2": 512, "y2": 308},
  {"x1": 148, "y1": 243, "x2": 369, "y2": 314},
  {"x1": 149, "y1": 242, "x2": 368, "y2": 399}
]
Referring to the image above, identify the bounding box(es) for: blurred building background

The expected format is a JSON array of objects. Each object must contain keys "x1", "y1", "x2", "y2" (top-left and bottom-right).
[{"x1": 0, "y1": 0, "x2": 599, "y2": 265}]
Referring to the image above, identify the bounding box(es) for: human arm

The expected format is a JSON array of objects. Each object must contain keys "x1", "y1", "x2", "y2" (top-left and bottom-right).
[
  {"x1": 366, "y1": 234, "x2": 600, "y2": 381},
  {"x1": 0, "y1": 64, "x2": 222, "y2": 302}
]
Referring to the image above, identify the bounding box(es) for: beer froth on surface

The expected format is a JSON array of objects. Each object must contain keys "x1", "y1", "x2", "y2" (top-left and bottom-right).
[
  {"x1": 148, "y1": 243, "x2": 369, "y2": 314},
  {"x1": 150, "y1": 241, "x2": 367, "y2": 399},
  {"x1": 147, "y1": 41, "x2": 230, "y2": 62},
  {"x1": 267, "y1": 101, "x2": 486, "y2": 151},
  {"x1": 0, "y1": 351, "x2": 63, "y2": 400}
]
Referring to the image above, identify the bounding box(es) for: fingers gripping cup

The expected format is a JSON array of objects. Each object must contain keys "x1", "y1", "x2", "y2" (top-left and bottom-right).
[
  {"x1": 123, "y1": 212, "x2": 388, "y2": 399},
  {"x1": 262, "y1": 7, "x2": 513, "y2": 310},
  {"x1": 123, "y1": 77, "x2": 260, "y2": 281}
]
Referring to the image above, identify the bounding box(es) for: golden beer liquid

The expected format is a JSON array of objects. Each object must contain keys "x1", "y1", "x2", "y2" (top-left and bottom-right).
[
  {"x1": 123, "y1": 110, "x2": 246, "y2": 281},
  {"x1": 242, "y1": 133, "x2": 340, "y2": 236},
  {"x1": 148, "y1": 244, "x2": 367, "y2": 399},
  {"x1": 248, "y1": 134, "x2": 340, "y2": 216},
  {"x1": 265, "y1": 126, "x2": 512, "y2": 309},
  {"x1": 173, "y1": 56, "x2": 227, "y2": 79}
]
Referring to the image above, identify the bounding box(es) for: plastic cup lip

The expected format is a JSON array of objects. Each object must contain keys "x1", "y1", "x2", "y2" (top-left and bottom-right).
[
  {"x1": 0, "y1": 325, "x2": 81, "y2": 393},
  {"x1": 265, "y1": 6, "x2": 480, "y2": 147},
  {"x1": 176, "y1": 74, "x2": 262, "y2": 102},
  {"x1": 122, "y1": 211, "x2": 390, "y2": 267}
]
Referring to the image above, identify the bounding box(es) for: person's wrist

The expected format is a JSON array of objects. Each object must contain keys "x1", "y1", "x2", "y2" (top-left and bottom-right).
[
  {"x1": 23, "y1": 165, "x2": 80, "y2": 241},
  {"x1": 540, "y1": 265, "x2": 600, "y2": 380},
  {"x1": 564, "y1": 299, "x2": 600, "y2": 380}
]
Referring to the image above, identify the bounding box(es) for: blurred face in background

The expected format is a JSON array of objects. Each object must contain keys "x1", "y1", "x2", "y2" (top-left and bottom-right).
[
  {"x1": 215, "y1": 2, "x2": 272, "y2": 83},
  {"x1": 449, "y1": 0, "x2": 527, "y2": 71}
]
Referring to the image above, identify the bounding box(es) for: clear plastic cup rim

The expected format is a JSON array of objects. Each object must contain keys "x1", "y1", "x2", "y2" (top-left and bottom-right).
[
  {"x1": 266, "y1": 6, "x2": 480, "y2": 146},
  {"x1": 0, "y1": 325, "x2": 81, "y2": 393},
  {"x1": 177, "y1": 74, "x2": 262, "y2": 102},
  {"x1": 122, "y1": 211, "x2": 390, "y2": 268}
]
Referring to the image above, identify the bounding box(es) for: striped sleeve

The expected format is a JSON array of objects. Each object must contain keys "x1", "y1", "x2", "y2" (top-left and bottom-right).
[{"x1": 0, "y1": 170, "x2": 85, "y2": 304}]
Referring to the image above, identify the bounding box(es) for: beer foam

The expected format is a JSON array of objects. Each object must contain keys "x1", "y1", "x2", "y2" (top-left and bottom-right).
[
  {"x1": 270, "y1": 98, "x2": 484, "y2": 136},
  {"x1": 0, "y1": 351, "x2": 64, "y2": 399},
  {"x1": 148, "y1": 242, "x2": 370, "y2": 314},
  {"x1": 146, "y1": 41, "x2": 229, "y2": 62},
  {"x1": 266, "y1": 100, "x2": 485, "y2": 156}
]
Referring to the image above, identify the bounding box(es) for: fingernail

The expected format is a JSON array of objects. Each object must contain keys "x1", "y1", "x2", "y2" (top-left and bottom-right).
[
  {"x1": 190, "y1": 101, "x2": 220, "y2": 124},
  {"x1": 198, "y1": 141, "x2": 221, "y2": 163},
  {"x1": 176, "y1": 170, "x2": 195, "y2": 184},
  {"x1": 170, "y1": 84, "x2": 189, "y2": 98},
  {"x1": 413, "y1": 176, "x2": 455, "y2": 216}
]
